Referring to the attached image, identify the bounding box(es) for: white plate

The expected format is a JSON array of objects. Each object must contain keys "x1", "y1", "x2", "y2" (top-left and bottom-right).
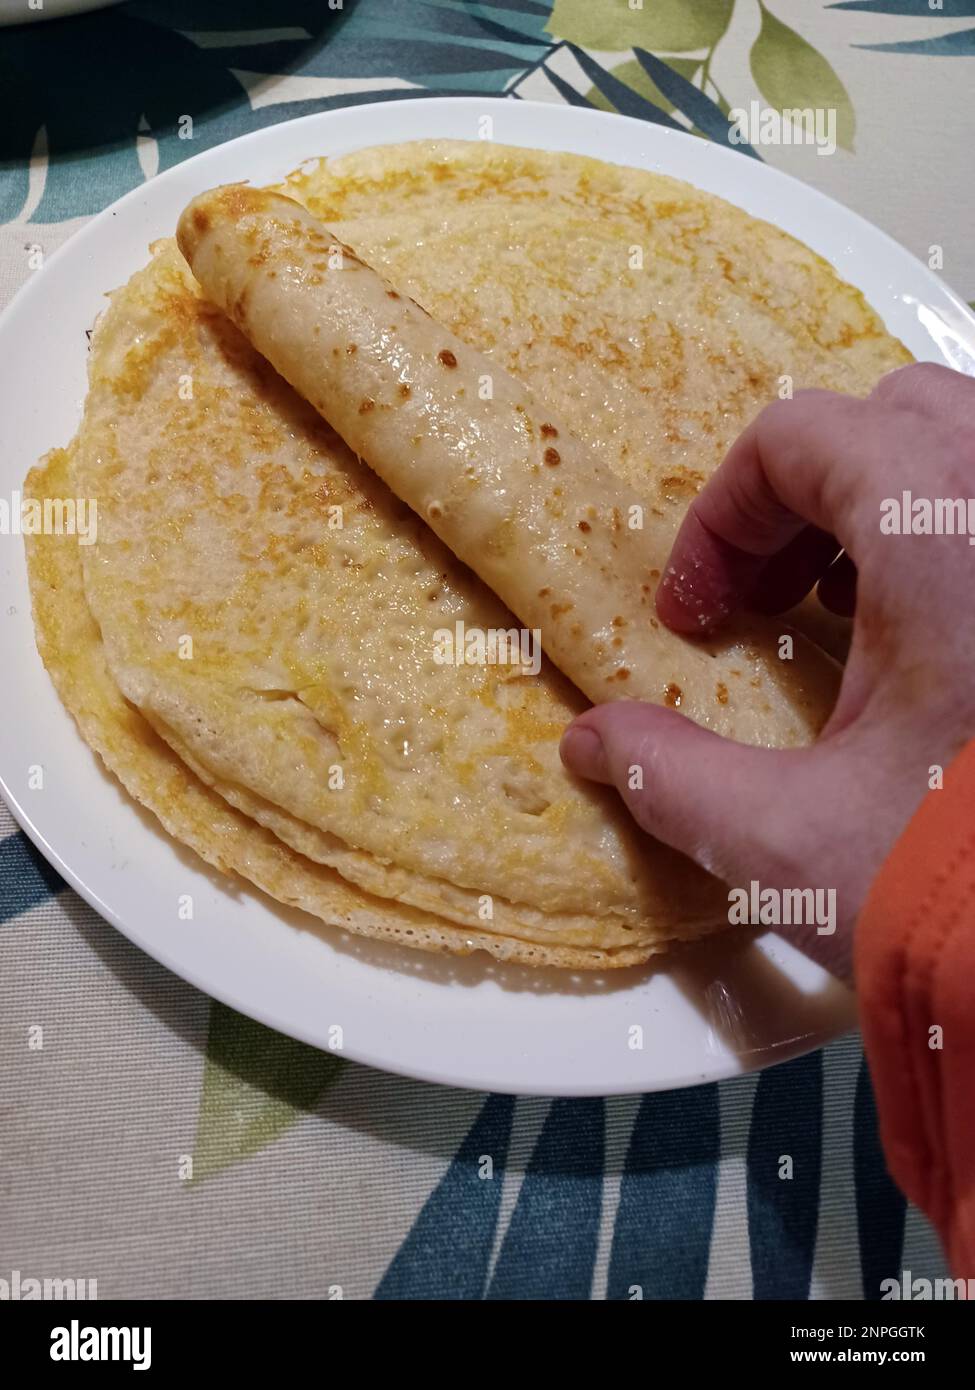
[{"x1": 2, "y1": 98, "x2": 974, "y2": 1097}]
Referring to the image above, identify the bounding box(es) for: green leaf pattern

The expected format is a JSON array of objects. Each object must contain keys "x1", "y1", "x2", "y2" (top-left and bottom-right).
[
  {"x1": 585, "y1": 55, "x2": 701, "y2": 116},
  {"x1": 192, "y1": 1004, "x2": 344, "y2": 1183},
  {"x1": 552, "y1": 0, "x2": 860, "y2": 156},
  {"x1": 548, "y1": 0, "x2": 734, "y2": 52},
  {"x1": 751, "y1": 2, "x2": 856, "y2": 152}
]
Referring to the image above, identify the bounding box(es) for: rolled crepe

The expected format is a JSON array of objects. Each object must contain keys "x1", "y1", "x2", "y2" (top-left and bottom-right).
[{"x1": 177, "y1": 185, "x2": 838, "y2": 746}]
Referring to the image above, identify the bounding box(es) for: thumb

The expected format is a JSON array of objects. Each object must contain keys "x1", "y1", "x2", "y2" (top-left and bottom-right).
[
  {"x1": 560, "y1": 703, "x2": 852, "y2": 975},
  {"x1": 561, "y1": 702, "x2": 810, "y2": 884}
]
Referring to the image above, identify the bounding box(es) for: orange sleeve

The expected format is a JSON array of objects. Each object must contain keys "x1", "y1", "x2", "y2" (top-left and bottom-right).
[{"x1": 856, "y1": 739, "x2": 975, "y2": 1279}]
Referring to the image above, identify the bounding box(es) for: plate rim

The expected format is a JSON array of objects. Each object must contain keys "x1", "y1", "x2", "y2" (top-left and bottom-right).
[{"x1": 1, "y1": 95, "x2": 971, "y2": 1096}]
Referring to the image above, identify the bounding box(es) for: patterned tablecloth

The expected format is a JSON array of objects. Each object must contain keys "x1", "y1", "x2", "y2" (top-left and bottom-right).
[{"x1": 1, "y1": 0, "x2": 968, "y2": 1300}]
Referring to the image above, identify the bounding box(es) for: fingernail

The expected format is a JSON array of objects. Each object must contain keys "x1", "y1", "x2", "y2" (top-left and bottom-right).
[
  {"x1": 560, "y1": 725, "x2": 609, "y2": 781},
  {"x1": 657, "y1": 564, "x2": 729, "y2": 635}
]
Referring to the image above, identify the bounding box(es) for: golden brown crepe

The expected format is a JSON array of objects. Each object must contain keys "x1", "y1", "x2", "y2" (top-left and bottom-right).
[
  {"x1": 25, "y1": 139, "x2": 912, "y2": 967},
  {"x1": 27, "y1": 449, "x2": 673, "y2": 969},
  {"x1": 46, "y1": 239, "x2": 729, "y2": 961},
  {"x1": 177, "y1": 184, "x2": 841, "y2": 742}
]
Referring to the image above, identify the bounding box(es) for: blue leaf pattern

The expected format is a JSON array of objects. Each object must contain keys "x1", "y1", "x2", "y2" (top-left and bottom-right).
[
  {"x1": 831, "y1": 1, "x2": 975, "y2": 13},
  {"x1": 607, "y1": 1086, "x2": 719, "y2": 1300},
  {"x1": 540, "y1": 63, "x2": 599, "y2": 108},
  {"x1": 854, "y1": 1058, "x2": 907, "y2": 1300},
  {"x1": 747, "y1": 1053, "x2": 823, "y2": 1299},
  {"x1": 567, "y1": 44, "x2": 684, "y2": 130},
  {"x1": 487, "y1": 1099, "x2": 604, "y2": 1299},
  {"x1": 0, "y1": 0, "x2": 556, "y2": 223},
  {"x1": 7, "y1": 0, "x2": 924, "y2": 224},
  {"x1": 632, "y1": 47, "x2": 761, "y2": 158},
  {"x1": 831, "y1": 0, "x2": 975, "y2": 50},
  {"x1": 377, "y1": 1049, "x2": 931, "y2": 1299},
  {"x1": 375, "y1": 1094, "x2": 515, "y2": 1299},
  {"x1": 0, "y1": 832, "x2": 65, "y2": 924},
  {"x1": 856, "y1": 25, "x2": 975, "y2": 54}
]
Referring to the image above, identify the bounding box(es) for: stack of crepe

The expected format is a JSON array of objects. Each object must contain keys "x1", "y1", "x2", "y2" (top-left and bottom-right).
[{"x1": 25, "y1": 141, "x2": 910, "y2": 969}]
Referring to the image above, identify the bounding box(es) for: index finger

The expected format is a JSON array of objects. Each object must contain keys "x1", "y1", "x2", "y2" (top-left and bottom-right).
[{"x1": 655, "y1": 390, "x2": 897, "y2": 635}]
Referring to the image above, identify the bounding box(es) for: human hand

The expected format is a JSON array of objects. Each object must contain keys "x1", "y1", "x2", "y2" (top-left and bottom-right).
[{"x1": 561, "y1": 364, "x2": 975, "y2": 978}]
